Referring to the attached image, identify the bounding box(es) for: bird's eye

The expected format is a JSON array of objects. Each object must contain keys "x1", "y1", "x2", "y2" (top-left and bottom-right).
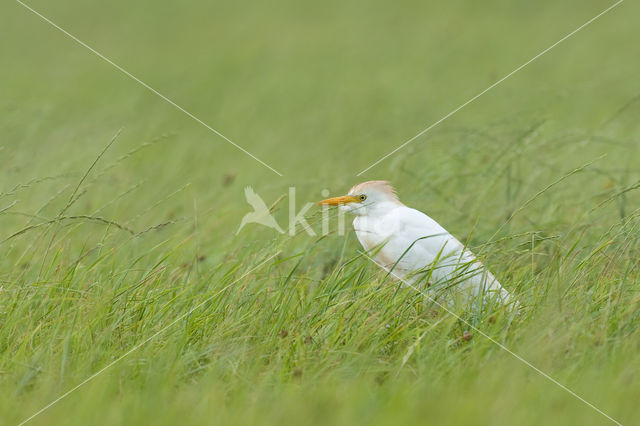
[{"x1": 359, "y1": 194, "x2": 367, "y2": 201}]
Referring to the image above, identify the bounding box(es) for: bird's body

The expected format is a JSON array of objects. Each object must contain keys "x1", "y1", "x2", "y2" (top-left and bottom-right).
[{"x1": 319, "y1": 181, "x2": 516, "y2": 306}]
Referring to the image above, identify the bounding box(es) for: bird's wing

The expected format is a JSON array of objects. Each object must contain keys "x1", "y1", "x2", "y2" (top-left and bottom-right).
[
  {"x1": 394, "y1": 207, "x2": 463, "y2": 258},
  {"x1": 392, "y1": 207, "x2": 510, "y2": 298},
  {"x1": 380, "y1": 207, "x2": 477, "y2": 280},
  {"x1": 244, "y1": 186, "x2": 270, "y2": 212},
  {"x1": 374, "y1": 207, "x2": 513, "y2": 304}
]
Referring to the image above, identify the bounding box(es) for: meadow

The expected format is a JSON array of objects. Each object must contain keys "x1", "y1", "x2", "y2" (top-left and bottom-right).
[{"x1": 1, "y1": 0, "x2": 639, "y2": 424}]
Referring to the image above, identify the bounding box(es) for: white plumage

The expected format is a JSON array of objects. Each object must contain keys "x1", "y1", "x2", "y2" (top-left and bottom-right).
[{"x1": 319, "y1": 181, "x2": 516, "y2": 307}]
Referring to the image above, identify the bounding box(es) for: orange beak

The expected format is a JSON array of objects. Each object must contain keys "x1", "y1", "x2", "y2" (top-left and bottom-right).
[{"x1": 318, "y1": 195, "x2": 359, "y2": 206}]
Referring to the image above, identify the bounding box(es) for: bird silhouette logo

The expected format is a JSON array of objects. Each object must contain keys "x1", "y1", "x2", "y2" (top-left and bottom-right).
[{"x1": 236, "y1": 186, "x2": 284, "y2": 234}]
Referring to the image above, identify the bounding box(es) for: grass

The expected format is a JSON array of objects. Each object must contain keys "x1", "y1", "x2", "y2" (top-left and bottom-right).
[{"x1": 1, "y1": 0, "x2": 639, "y2": 424}]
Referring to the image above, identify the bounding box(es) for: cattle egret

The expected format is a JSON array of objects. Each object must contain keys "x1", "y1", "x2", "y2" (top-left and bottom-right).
[{"x1": 319, "y1": 181, "x2": 517, "y2": 307}]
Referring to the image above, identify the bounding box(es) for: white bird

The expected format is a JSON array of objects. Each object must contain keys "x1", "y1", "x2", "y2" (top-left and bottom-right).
[{"x1": 319, "y1": 181, "x2": 517, "y2": 307}]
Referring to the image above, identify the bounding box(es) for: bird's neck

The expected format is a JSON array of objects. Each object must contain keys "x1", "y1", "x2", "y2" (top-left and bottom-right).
[{"x1": 357, "y1": 201, "x2": 404, "y2": 218}]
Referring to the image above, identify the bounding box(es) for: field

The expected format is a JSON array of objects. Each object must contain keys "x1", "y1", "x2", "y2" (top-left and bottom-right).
[{"x1": 1, "y1": 0, "x2": 639, "y2": 424}]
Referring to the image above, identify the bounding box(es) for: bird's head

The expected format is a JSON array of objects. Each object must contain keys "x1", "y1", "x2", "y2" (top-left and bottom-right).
[{"x1": 318, "y1": 180, "x2": 403, "y2": 216}]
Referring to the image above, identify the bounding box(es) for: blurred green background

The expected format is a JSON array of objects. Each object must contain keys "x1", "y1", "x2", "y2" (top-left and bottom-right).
[{"x1": 1, "y1": 0, "x2": 639, "y2": 425}]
